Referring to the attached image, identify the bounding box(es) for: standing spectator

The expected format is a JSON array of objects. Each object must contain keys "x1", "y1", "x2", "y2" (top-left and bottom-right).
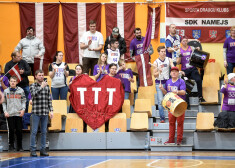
[
  {"x1": 106, "y1": 38, "x2": 123, "y2": 65},
  {"x1": 29, "y1": 69, "x2": 53, "y2": 157},
  {"x1": 104, "y1": 27, "x2": 126, "y2": 57},
  {"x1": 223, "y1": 26, "x2": 235, "y2": 74},
  {"x1": 49, "y1": 51, "x2": 69, "y2": 100},
  {"x1": 5, "y1": 51, "x2": 31, "y2": 113},
  {"x1": 93, "y1": 53, "x2": 109, "y2": 81},
  {"x1": 153, "y1": 46, "x2": 174, "y2": 123},
  {"x1": 117, "y1": 60, "x2": 134, "y2": 99},
  {"x1": 130, "y1": 28, "x2": 154, "y2": 59},
  {"x1": 15, "y1": 27, "x2": 45, "y2": 75},
  {"x1": 159, "y1": 67, "x2": 186, "y2": 145},
  {"x1": 0, "y1": 65, "x2": 9, "y2": 113},
  {"x1": 80, "y1": 20, "x2": 104, "y2": 75},
  {"x1": 2, "y1": 76, "x2": 26, "y2": 152}
]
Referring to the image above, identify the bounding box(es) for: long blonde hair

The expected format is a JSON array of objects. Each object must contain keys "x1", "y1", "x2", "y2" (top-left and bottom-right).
[{"x1": 97, "y1": 53, "x2": 108, "y2": 65}]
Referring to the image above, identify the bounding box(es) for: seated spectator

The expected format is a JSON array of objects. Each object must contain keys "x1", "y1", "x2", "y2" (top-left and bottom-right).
[
  {"x1": 2, "y1": 76, "x2": 26, "y2": 152},
  {"x1": 0, "y1": 65, "x2": 9, "y2": 113},
  {"x1": 93, "y1": 53, "x2": 109, "y2": 81},
  {"x1": 117, "y1": 60, "x2": 134, "y2": 99},
  {"x1": 49, "y1": 51, "x2": 69, "y2": 100}
]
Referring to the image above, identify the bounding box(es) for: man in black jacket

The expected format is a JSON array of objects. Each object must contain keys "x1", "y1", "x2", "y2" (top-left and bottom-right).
[
  {"x1": 104, "y1": 27, "x2": 127, "y2": 57},
  {"x1": 4, "y1": 51, "x2": 31, "y2": 113}
]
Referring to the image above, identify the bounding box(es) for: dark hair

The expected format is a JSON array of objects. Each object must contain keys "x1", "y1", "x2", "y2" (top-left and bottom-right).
[
  {"x1": 157, "y1": 46, "x2": 165, "y2": 52},
  {"x1": 109, "y1": 63, "x2": 117, "y2": 69},
  {"x1": 89, "y1": 20, "x2": 96, "y2": 25},
  {"x1": 53, "y1": 51, "x2": 63, "y2": 62},
  {"x1": 75, "y1": 64, "x2": 83, "y2": 72},
  {"x1": 35, "y1": 69, "x2": 44, "y2": 76},
  {"x1": 10, "y1": 76, "x2": 18, "y2": 81},
  {"x1": 11, "y1": 51, "x2": 19, "y2": 58},
  {"x1": 110, "y1": 38, "x2": 118, "y2": 45},
  {"x1": 134, "y1": 28, "x2": 141, "y2": 33},
  {"x1": 26, "y1": 26, "x2": 34, "y2": 32}
]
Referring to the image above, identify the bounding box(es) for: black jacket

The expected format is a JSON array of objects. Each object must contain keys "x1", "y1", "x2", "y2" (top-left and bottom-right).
[
  {"x1": 104, "y1": 34, "x2": 127, "y2": 55},
  {"x1": 4, "y1": 59, "x2": 31, "y2": 88}
]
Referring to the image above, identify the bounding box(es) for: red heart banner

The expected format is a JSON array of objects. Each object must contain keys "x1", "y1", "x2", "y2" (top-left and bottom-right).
[{"x1": 69, "y1": 74, "x2": 125, "y2": 130}]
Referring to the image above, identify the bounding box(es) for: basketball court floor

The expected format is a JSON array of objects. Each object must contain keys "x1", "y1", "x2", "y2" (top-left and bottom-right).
[{"x1": 1, "y1": 151, "x2": 235, "y2": 168}]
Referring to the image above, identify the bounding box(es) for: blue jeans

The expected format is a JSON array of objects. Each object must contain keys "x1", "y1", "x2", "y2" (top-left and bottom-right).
[
  {"x1": 156, "y1": 83, "x2": 165, "y2": 121},
  {"x1": 22, "y1": 86, "x2": 30, "y2": 113},
  {"x1": 30, "y1": 114, "x2": 48, "y2": 151},
  {"x1": 227, "y1": 62, "x2": 235, "y2": 74},
  {"x1": 124, "y1": 92, "x2": 130, "y2": 99},
  {"x1": 51, "y1": 86, "x2": 68, "y2": 100}
]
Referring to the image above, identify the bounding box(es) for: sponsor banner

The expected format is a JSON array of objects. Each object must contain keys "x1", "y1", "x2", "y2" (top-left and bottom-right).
[{"x1": 166, "y1": 2, "x2": 235, "y2": 42}]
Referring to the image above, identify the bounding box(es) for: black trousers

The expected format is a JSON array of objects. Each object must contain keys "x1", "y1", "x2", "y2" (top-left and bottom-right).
[
  {"x1": 82, "y1": 57, "x2": 98, "y2": 75},
  {"x1": 7, "y1": 116, "x2": 23, "y2": 148},
  {"x1": 28, "y1": 63, "x2": 34, "y2": 76},
  {"x1": 183, "y1": 67, "x2": 203, "y2": 98}
]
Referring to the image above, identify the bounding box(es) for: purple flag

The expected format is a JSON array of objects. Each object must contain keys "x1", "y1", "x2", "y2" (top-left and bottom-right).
[{"x1": 142, "y1": 13, "x2": 152, "y2": 53}]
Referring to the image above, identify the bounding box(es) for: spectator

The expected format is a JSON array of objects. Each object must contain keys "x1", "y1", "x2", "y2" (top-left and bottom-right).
[
  {"x1": 15, "y1": 27, "x2": 45, "y2": 75},
  {"x1": 153, "y1": 46, "x2": 174, "y2": 123},
  {"x1": 2, "y1": 76, "x2": 26, "y2": 152},
  {"x1": 29, "y1": 69, "x2": 53, "y2": 157},
  {"x1": 223, "y1": 26, "x2": 235, "y2": 74},
  {"x1": 130, "y1": 28, "x2": 154, "y2": 59},
  {"x1": 105, "y1": 38, "x2": 123, "y2": 65},
  {"x1": 80, "y1": 20, "x2": 104, "y2": 75},
  {"x1": 93, "y1": 53, "x2": 109, "y2": 81},
  {"x1": 0, "y1": 65, "x2": 9, "y2": 113},
  {"x1": 104, "y1": 27, "x2": 126, "y2": 57},
  {"x1": 117, "y1": 60, "x2": 134, "y2": 99},
  {"x1": 5, "y1": 51, "x2": 31, "y2": 113},
  {"x1": 49, "y1": 51, "x2": 69, "y2": 100}
]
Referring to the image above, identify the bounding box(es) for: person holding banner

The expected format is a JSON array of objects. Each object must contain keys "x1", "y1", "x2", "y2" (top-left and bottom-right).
[
  {"x1": 223, "y1": 26, "x2": 235, "y2": 74},
  {"x1": 153, "y1": 46, "x2": 174, "y2": 123},
  {"x1": 93, "y1": 53, "x2": 109, "y2": 82},
  {"x1": 176, "y1": 37, "x2": 206, "y2": 103},
  {"x1": 4, "y1": 51, "x2": 31, "y2": 113},
  {"x1": 15, "y1": 27, "x2": 45, "y2": 76},
  {"x1": 159, "y1": 67, "x2": 186, "y2": 145}
]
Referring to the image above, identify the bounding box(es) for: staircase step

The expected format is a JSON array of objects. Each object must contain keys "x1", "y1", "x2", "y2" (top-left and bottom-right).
[
  {"x1": 150, "y1": 145, "x2": 193, "y2": 151},
  {"x1": 155, "y1": 110, "x2": 198, "y2": 117},
  {"x1": 155, "y1": 117, "x2": 196, "y2": 123},
  {"x1": 152, "y1": 130, "x2": 195, "y2": 137},
  {"x1": 153, "y1": 123, "x2": 196, "y2": 130},
  {"x1": 198, "y1": 105, "x2": 221, "y2": 117}
]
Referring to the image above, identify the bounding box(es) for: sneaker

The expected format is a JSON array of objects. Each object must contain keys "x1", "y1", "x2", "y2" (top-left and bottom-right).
[
  {"x1": 160, "y1": 120, "x2": 165, "y2": 123},
  {"x1": 164, "y1": 140, "x2": 175, "y2": 145},
  {"x1": 30, "y1": 151, "x2": 37, "y2": 157},
  {"x1": 46, "y1": 147, "x2": 50, "y2": 152},
  {"x1": 40, "y1": 149, "x2": 49, "y2": 157},
  {"x1": 8, "y1": 145, "x2": 15, "y2": 152},
  {"x1": 17, "y1": 148, "x2": 24, "y2": 152},
  {"x1": 199, "y1": 97, "x2": 206, "y2": 103}
]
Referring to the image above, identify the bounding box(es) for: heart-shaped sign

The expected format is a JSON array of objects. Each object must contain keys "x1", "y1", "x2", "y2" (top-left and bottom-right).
[{"x1": 69, "y1": 74, "x2": 124, "y2": 130}]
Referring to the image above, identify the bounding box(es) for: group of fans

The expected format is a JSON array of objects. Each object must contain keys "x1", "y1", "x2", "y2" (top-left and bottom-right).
[{"x1": 0, "y1": 19, "x2": 234, "y2": 155}]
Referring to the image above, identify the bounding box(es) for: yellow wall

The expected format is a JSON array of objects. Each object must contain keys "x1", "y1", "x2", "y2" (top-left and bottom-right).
[{"x1": 0, "y1": 0, "x2": 227, "y2": 74}]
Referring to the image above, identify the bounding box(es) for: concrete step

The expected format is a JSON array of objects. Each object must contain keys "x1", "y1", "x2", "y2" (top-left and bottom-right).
[
  {"x1": 150, "y1": 145, "x2": 193, "y2": 151},
  {"x1": 198, "y1": 105, "x2": 221, "y2": 117},
  {"x1": 155, "y1": 110, "x2": 199, "y2": 117},
  {"x1": 152, "y1": 130, "x2": 195, "y2": 137},
  {"x1": 155, "y1": 117, "x2": 196, "y2": 123},
  {"x1": 153, "y1": 123, "x2": 196, "y2": 130}
]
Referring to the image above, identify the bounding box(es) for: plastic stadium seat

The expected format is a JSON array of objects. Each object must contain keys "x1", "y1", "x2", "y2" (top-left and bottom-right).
[
  {"x1": 202, "y1": 74, "x2": 220, "y2": 90},
  {"x1": 130, "y1": 113, "x2": 148, "y2": 131},
  {"x1": 196, "y1": 112, "x2": 214, "y2": 131},
  {"x1": 43, "y1": 76, "x2": 52, "y2": 91},
  {"x1": 52, "y1": 100, "x2": 67, "y2": 117},
  {"x1": 48, "y1": 113, "x2": 62, "y2": 131},
  {"x1": 131, "y1": 75, "x2": 137, "y2": 92},
  {"x1": 65, "y1": 113, "x2": 83, "y2": 133},
  {"x1": 89, "y1": 76, "x2": 96, "y2": 81},
  {"x1": 122, "y1": 100, "x2": 131, "y2": 118},
  {"x1": 87, "y1": 124, "x2": 105, "y2": 133},
  {"x1": 109, "y1": 113, "x2": 127, "y2": 132},
  {"x1": 134, "y1": 99, "x2": 152, "y2": 117},
  {"x1": 125, "y1": 62, "x2": 138, "y2": 74},
  {"x1": 138, "y1": 86, "x2": 156, "y2": 106},
  {"x1": 28, "y1": 76, "x2": 34, "y2": 85},
  {"x1": 204, "y1": 62, "x2": 221, "y2": 77},
  {"x1": 67, "y1": 63, "x2": 78, "y2": 71},
  {"x1": 201, "y1": 87, "x2": 219, "y2": 104}
]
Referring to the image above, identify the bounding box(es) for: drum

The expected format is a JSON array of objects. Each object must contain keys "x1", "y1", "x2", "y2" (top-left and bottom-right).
[
  {"x1": 189, "y1": 50, "x2": 210, "y2": 68},
  {"x1": 162, "y1": 92, "x2": 187, "y2": 117},
  {"x1": 182, "y1": 76, "x2": 195, "y2": 94}
]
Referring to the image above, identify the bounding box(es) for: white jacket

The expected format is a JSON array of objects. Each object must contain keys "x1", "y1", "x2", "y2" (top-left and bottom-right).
[{"x1": 15, "y1": 36, "x2": 45, "y2": 64}]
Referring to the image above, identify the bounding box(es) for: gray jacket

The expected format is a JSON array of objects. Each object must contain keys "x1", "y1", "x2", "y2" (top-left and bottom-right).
[
  {"x1": 15, "y1": 36, "x2": 45, "y2": 64},
  {"x1": 2, "y1": 87, "x2": 26, "y2": 117}
]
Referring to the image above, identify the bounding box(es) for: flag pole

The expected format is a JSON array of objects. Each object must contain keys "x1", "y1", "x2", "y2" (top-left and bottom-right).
[{"x1": 2, "y1": 63, "x2": 18, "y2": 78}]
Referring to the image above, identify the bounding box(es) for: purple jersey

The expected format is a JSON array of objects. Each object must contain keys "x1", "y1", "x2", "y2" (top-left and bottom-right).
[
  {"x1": 130, "y1": 37, "x2": 145, "y2": 56},
  {"x1": 117, "y1": 69, "x2": 133, "y2": 93},
  {"x1": 164, "y1": 78, "x2": 186, "y2": 100},
  {"x1": 223, "y1": 37, "x2": 235, "y2": 63},
  {"x1": 179, "y1": 46, "x2": 194, "y2": 70},
  {"x1": 93, "y1": 64, "x2": 109, "y2": 82},
  {"x1": 0, "y1": 75, "x2": 9, "y2": 93},
  {"x1": 221, "y1": 84, "x2": 235, "y2": 111}
]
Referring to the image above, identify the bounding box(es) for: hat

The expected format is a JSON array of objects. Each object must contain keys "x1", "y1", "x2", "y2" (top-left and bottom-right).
[
  {"x1": 112, "y1": 27, "x2": 119, "y2": 36},
  {"x1": 228, "y1": 73, "x2": 235, "y2": 81},
  {"x1": 170, "y1": 67, "x2": 179, "y2": 72}
]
